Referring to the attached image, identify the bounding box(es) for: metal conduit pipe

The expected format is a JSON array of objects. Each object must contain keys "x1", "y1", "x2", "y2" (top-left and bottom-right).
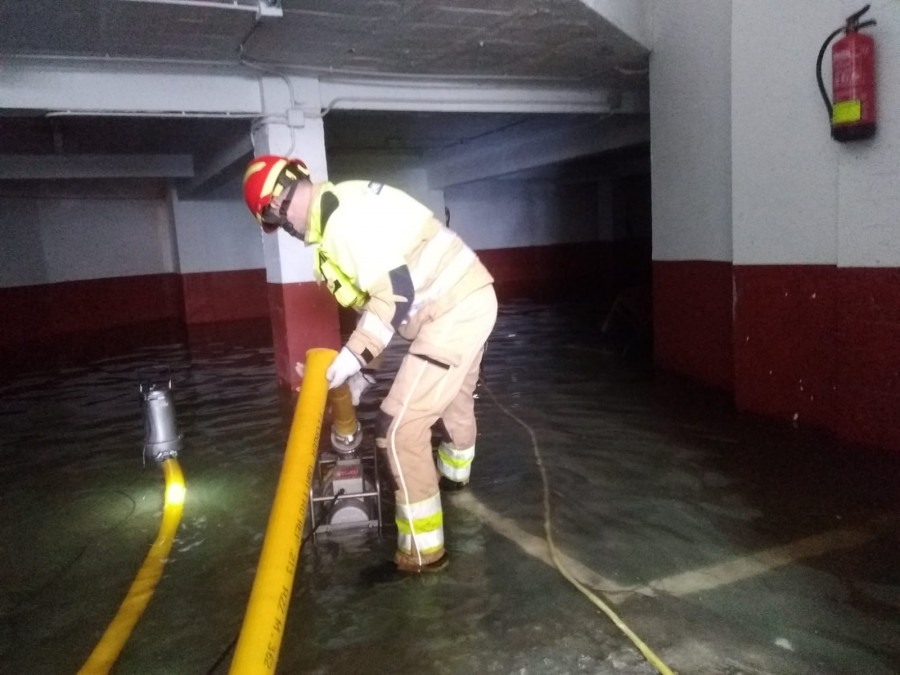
[
  {"x1": 115, "y1": 0, "x2": 259, "y2": 12},
  {"x1": 78, "y1": 458, "x2": 186, "y2": 674},
  {"x1": 229, "y1": 347, "x2": 342, "y2": 675}
]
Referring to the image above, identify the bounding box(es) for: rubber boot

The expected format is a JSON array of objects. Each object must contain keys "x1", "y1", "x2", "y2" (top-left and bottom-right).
[
  {"x1": 439, "y1": 476, "x2": 468, "y2": 492},
  {"x1": 394, "y1": 547, "x2": 448, "y2": 574}
]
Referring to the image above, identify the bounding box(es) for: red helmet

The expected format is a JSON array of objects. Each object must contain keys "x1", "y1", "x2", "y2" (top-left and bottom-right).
[{"x1": 242, "y1": 155, "x2": 310, "y2": 231}]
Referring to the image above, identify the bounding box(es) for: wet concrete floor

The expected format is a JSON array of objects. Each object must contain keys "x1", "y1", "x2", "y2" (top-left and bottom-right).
[{"x1": 1, "y1": 302, "x2": 898, "y2": 674}]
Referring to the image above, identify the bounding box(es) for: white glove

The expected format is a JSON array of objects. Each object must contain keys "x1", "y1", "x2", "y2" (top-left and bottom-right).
[
  {"x1": 326, "y1": 346, "x2": 363, "y2": 389},
  {"x1": 347, "y1": 371, "x2": 376, "y2": 406}
]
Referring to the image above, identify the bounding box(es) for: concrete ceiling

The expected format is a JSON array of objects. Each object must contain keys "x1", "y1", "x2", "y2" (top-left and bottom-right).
[
  {"x1": 0, "y1": 0, "x2": 648, "y2": 86},
  {"x1": 0, "y1": 0, "x2": 651, "y2": 186}
]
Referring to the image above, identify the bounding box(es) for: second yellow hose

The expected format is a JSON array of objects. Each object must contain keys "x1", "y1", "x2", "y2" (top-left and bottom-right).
[{"x1": 79, "y1": 458, "x2": 185, "y2": 675}]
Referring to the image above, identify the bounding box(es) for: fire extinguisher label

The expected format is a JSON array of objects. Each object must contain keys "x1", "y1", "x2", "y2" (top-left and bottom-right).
[{"x1": 832, "y1": 99, "x2": 862, "y2": 124}]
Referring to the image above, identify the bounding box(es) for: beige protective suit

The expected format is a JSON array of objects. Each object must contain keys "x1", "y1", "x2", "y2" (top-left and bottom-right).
[{"x1": 305, "y1": 180, "x2": 497, "y2": 568}]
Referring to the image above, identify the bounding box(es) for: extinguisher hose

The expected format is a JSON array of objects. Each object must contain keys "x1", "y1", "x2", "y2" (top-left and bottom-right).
[{"x1": 816, "y1": 26, "x2": 845, "y2": 120}]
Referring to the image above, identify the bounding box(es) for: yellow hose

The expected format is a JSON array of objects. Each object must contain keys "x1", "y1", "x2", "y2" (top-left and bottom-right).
[
  {"x1": 229, "y1": 347, "x2": 336, "y2": 675},
  {"x1": 78, "y1": 458, "x2": 186, "y2": 675}
]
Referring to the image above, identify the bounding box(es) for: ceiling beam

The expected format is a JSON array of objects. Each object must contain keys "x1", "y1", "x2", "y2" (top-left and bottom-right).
[
  {"x1": 0, "y1": 61, "x2": 261, "y2": 115},
  {"x1": 2, "y1": 60, "x2": 649, "y2": 120},
  {"x1": 0, "y1": 154, "x2": 194, "y2": 180},
  {"x1": 318, "y1": 78, "x2": 648, "y2": 116}
]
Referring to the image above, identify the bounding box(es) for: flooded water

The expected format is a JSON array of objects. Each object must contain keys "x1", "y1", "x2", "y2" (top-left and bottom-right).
[{"x1": 1, "y1": 302, "x2": 898, "y2": 674}]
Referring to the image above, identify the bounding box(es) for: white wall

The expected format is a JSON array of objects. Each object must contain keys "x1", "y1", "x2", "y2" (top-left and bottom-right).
[
  {"x1": 444, "y1": 178, "x2": 600, "y2": 250},
  {"x1": 833, "y1": 0, "x2": 899, "y2": 268},
  {"x1": 171, "y1": 192, "x2": 265, "y2": 274},
  {"x1": 329, "y1": 150, "x2": 605, "y2": 251},
  {"x1": 732, "y1": 1, "x2": 840, "y2": 265},
  {"x1": 0, "y1": 199, "x2": 46, "y2": 286},
  {"x1": 733, "y1": 0, "x2": 900, "y2": 267},
  {"x1": 0, "y1": 180, "x2": 269, "y2": 288},
  {"x1": 0, "y1": 155, "x2": 605, "y2": 290},
  {"x1": 328, "y1": 152, "x2": 446, "y2": 219},
  {"x1": 0, "y1": 185, "x2": 174, "y2": 287},
  {"x1": 653, "y1": 0, "x2": 900, "y2": 268},
  {"x1": 650, "y1": 0, "x2": 733, "y2": 262}
]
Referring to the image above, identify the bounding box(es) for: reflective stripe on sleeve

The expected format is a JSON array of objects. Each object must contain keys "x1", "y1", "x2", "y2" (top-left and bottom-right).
[
  {"x1": 437, "y1": 442, "x2": 475, "y2": 483},
  {"x1": 408, "y1": 229, "x2": 476, "y2": 319},
  {"x1": 396, "y1": 492, "x2": 444, "y2": 555},
  {"x1": 359, "y1": 310, "x2": 395, "y2": 346}
]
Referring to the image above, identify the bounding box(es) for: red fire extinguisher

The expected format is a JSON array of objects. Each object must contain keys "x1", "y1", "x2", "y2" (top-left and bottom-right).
[{"x1": 816, "y1": 4, "x2": 877, "y2": 142}]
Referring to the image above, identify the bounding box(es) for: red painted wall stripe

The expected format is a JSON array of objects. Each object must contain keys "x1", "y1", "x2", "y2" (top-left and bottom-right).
[
  {"x1": 267, "y1": 281, "x2": 341, "y2": 390},
  {"x1": 653, "y1": 260, "x2": 734, "y2": 391},
  {"x1": 182, "y1": 269, "x2": 269, "y2": 324},
  {"x1": 833, "y1": 267, "x2": 900, "y2": 451},
  {"x1": 657, "y1": 261, "x2": 900, "y2": 453},
  {"x1": 0, "y1": 274, "x2": 183, "y2": 350},
  {"x1": 733, "y1": 265, "x2": 838, "y2": 429},
  {"x1": 478, "y1": 240, "x2": 651, "y2": 303}
]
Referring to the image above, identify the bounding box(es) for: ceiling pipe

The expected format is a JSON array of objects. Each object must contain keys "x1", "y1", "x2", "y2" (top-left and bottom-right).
[
  {"x1": 114, "y1": 0, "x2": 258, "y2": 12},
  {"x1": 115, "y1": 0, "x2": 282, "y2": 18},
  {"x1": 45, "y1": 110, "x2": 263, "y2": 119}
]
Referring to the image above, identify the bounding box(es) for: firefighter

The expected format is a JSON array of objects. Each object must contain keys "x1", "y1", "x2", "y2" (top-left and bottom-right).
[{"x1": 243, "y1": 155, "x2": 497, "y2": 573}]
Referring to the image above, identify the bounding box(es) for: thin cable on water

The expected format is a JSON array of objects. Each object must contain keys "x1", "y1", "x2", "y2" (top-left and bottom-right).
[{"x1": 482, "y1": 381, "x2": 675, "y2": 675}]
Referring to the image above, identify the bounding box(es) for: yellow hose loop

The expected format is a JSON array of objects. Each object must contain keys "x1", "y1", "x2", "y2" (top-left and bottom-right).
[
  {"x1": 483, "y1": 383, "x2": 676, "y2": 675},
  {"x1": 78, "y1": 458, "x2": 186, "y2": 675},
  {"x1": 229, "y1": 347, "x2": 336, "y2": 675}
]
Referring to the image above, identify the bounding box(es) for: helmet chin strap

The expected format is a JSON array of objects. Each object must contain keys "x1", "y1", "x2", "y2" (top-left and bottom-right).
[
  {"x1": 280, "y1": 221, "x2": 305, "y2": 241},
  {"x1": 268, "y1": 181, "x2": 306, "y2": 240}
]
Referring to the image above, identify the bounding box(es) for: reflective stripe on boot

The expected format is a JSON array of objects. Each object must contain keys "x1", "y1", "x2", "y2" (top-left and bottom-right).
[
  {"x1": 437, "y1": 442, "x2": 474, "y2": 484},
  {"x1": 396, "y1": 492, "x2": 444, "y2": 560}
]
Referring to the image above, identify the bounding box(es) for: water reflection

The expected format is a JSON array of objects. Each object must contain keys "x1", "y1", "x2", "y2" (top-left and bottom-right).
[{"x1": 0, "y1": 303, "x2": 898, "y2": 674}]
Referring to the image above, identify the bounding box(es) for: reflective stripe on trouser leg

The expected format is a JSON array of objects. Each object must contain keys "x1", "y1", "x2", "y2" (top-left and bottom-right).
[
  {"x1": 383, "y1": 355, "x2": 446, "y2": 565},
  {"x1": 396, "y1": 492, "x2": 444, "y2": 555},
  {"x1": 382, "y1": 284, "x2": 498, "y2": 562},
  {"x1": 437, "y1": 442, "x2": 475, "y2": 483},
  {"x1": 435, "y1": 344, "x2": 483, "y2": 483}
]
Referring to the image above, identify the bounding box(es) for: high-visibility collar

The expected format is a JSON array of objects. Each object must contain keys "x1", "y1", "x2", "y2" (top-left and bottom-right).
[
  {"x1": 304, "y1": 182, "x2": 335, "y2": 246},
  {"x1": 306, "y1": 182, "x2": 368, "y2": 308}
]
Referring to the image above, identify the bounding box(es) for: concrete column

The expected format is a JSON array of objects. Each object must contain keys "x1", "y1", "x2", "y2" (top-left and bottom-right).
[
  {"x1": 252, "y1": 77, "x2": 340, "y2": 389},
  {"x1": 650, "y1": 0, "x2": 734, "y2": 391}
]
